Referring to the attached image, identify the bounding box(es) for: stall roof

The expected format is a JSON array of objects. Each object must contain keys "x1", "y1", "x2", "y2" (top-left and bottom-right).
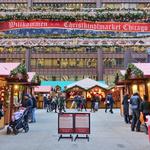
[
  {"x1": 66, "y1": 78, "x2": 109, "y2": 90},
  {"x1": 0, "y1": 63, "x2": 20, "y2": 76},
  {"x1": 34, "y1": 86, "x2": 51, "y2": 93},
  {"x1": 41, "y1": 81, "x2": 74, "y2": 91},
  {"x1": 27, "y1": 72, "x2": 36, "y2": 82},
  {"x1": 133, "y1": 63, "x2": 150, "y2": 77},
  {"x1": 120, "y1": 70, "x2": 126, "y2": 76}
]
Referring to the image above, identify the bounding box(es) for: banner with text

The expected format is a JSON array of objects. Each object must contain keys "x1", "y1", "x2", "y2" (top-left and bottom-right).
[{"x1": 0, "y1": 20, "x2": 150, "y2": 32}]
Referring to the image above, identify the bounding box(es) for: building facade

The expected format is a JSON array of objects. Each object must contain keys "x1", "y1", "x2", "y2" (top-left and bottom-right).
[
  {"x1": 0, "y1": 0, "x2": 149, "y2": 10},
  {"x1": 0, "y1": 0, "x2": 149, "y2": 84}
]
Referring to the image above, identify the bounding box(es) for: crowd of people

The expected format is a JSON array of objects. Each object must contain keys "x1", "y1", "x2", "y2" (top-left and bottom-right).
[
  {"x1": 43, "y1": 92, "x2": 115, "y2": 114},
  {"x1": 43, "y1": 92, "x2": 66, "y2": 113},
  {"x1": 122, "y1": 92, "x2": 150, "y2": 134}
]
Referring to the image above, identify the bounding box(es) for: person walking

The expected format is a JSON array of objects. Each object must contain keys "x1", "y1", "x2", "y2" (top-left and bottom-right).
[
  {"x1": 81, "y1": 95, "x2": 87, "y2": 111},
  {"x1": 109, "y1": 93, "x2": 115, "y2": 114},
  {"x1": 104, "y1": 94, "x2": 110, "y2": 113},
  {"x1": 23, "y1": 94, "x2": 33, "y2": 122},
  {"x1": 58, "y1": 92, "x2": 66, "y2": 113},
  {"x1": 122, "y1": 94, "x2": 130, "y2": 124},
  {"x1": 140, "y1": 95, "x2": 150, "y2": 134},
  {"x1": 94, "y1": 94, "x2": 100, "y2": 111},
  {"x1": 43, "y1": 95, "x2": 48, "y2": 109},
  {"x1": 105, "y1": 93, "x2": 114, "y2": 113},
  {"x1": 47, "y1": 95, "x2": 52, "y2": 112},
  {"x1": 91, "y1": 95, "x2": 96, "y2": 112},
  {"x1": 51, "y1": 94, "x2": 58, "y2": 113},
  {"x1": 31, "y1": 94, "x2": 37, "y2": 123},
  {"x1": 130, "y1": 92, "x2": 141, "y2": 132},
  {"x1": 74, "y1": 93, "x2": 81, "y2": 111}
]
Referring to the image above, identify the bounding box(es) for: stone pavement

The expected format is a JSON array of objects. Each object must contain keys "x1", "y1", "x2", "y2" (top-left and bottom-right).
[{"x1": 0, "y1": 109, "x2": 149, "y2": 150}]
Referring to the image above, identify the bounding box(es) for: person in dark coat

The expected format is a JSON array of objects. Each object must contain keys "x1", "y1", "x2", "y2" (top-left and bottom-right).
[
  {"x1": 81, "y1": 95, "x2": 87, "y2": 111},
  {"x1": 0, "y1": 102, "x2": 4, "y2": 120},
  {"x1": 91, "y1": 95, "x2": 96, "y2": 112},
  {"x1": 130, "y1": 92, "x2": 141, "y2": 132},
  {"x1": 43, "y1": 95, "x2": 48, "y2": 109},
  {"x1": 122, "y1": 94, "x2": 130, "y2": 124},
  {"x1": 23, "y1": 94, "x2": 33, "y2": 122},
  {"x1": 58, "y1": 92, "x2": 66, "y2": 113},
  {"x1": 31, "y1": 94, "x2": 37, "y2": 123},
  {"x1": 140, "y1": 95, "x2": 150, "y2": 134},
  {"x1": 109, "y1": 93, "x2": 115, "y2": 113},
  {"x1": 105, "y1": 93, "x2": 114, "y2": 113}
]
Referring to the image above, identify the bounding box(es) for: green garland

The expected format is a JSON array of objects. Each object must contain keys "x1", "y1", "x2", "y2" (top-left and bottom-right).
[
  {"x1": 115, "y1": 71, "x2": 125, "y2": 83},
  {"x1": 11, "y1": 63, "x2": 27, "y2": 76},
  {"x1": 0, "y1": 11, "x2": 149, "y2": 22},
  {"x1": 0, "y1": 34, "x2": 149, "y2": 39},
  {"x1": 0, "y1": 45, "x2": 148, "y2": 49},
  {"x1": 31, "y1": 74, "x2": 41, "y2": 84},
  {"x1": 125, "y1": 64, "x2": 143, "y2": 79},
  {"x1": 0, "y1": 6, "x2": 148, "y2": 13}
]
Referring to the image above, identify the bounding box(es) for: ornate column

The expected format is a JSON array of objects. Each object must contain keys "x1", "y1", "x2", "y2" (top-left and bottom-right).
[
  {"x1": 25, "y1": 49, "x2": 31, "y2": 72},
  {"x1": 124, "y1": 50, "x2": 132, "y2": 68},
  {"x1": 96, "y1": 0, "x2": 102, "y2": 8},
  {"x1": 147, "y1": 48, "x2": 150, "y2": 62},
  {"x1": 27, "y1": 0, "x2": 33, "y2": 11},
  {"x1": 97, "y1": 49, "x2": 104, "y2": 80}
]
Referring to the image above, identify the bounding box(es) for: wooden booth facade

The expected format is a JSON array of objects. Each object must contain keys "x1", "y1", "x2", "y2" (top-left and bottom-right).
[
  {"x1": 34, "y1": 86, "x2": 52, "y2": 109},
  {"x1": 115, "y1": 63, "x2": 150, "y2": 114},
  {"x1": 0, "y1": 63, "x2": 39, "y2": 129},
  {"x1": 65, "y1": 78, "x2": 109, "y2": 109}
]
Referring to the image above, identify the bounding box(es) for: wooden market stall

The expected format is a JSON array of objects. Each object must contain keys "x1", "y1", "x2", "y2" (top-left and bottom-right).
[
  {"x1": 66, "y1": 78, "x2": 109, "y2": 108},
  {"x1": 0, "y1": 77, "x2": 7, "y2": 129},
  {"x1": 0, "y1": 63, "x2": 39, "y2": 127},
  {"x1": 116, "y1": 63, "x2": 150, "y2": 114},
  {"x1": 0, "y1": 63, "x2": 20, "y2": 127},
  {"x1": 34, "y1": 86, "x2": 52, "y2": 109}
]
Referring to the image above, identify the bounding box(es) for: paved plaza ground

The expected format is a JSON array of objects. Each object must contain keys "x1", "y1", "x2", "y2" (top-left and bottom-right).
[{"x1": 0, "y1": 109, "x2": 149, "y2": 150}]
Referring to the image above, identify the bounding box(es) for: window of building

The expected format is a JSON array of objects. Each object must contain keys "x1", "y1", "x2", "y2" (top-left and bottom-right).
[
  {"x1": 104, "y1": 3, "x2": 121, "y2": 9},
  {"x1": 52, "y1": 76, "x2": 56, "y2": 81},
  {"x1": 116, "y1": 58, "x2": 124, "y2": 67},
  {"x1": 121, "y1": 3, "x2": 137, "y2": 9}
]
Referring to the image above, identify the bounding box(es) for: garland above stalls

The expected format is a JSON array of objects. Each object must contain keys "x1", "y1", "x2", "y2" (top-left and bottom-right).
[
  {"x1": 9, "y1": 63, "x2": 28, "y2": 82},
  {"x1": 0, "y1": 38, "x2": 149, "y2": 48},
  {"x1": 114, "y1": 63, "x2": 144, "y2": 84},
  {"x1": 31, "y1": 74, "x2": 41, "y2": 85},
  {"x1": 0, "y1": 10, "x2": 149, "y2": 22},
  {"x1": 125, "y1": 64, "x2": 144, "y2": 80},
  {"x1": 0, "y1": 7, "x2": 149, "y2": 13},
  {"x1": 0, "y1": 34, "x2": 149, "y2": 39}
]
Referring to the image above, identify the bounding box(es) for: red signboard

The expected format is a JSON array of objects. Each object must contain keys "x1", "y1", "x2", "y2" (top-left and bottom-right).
[
  {"x1": 58, "y1": 113, "x2": 74, "y2": 134},
  {"x1": 74, "y1": 113, "x2": 90, "y2": 134},
  {"x1": 58, "y1": 113, "x2": 90, "y2": 134},
  {"x1": 0, "y1": 20, "x2": 150, "y2": 32}
]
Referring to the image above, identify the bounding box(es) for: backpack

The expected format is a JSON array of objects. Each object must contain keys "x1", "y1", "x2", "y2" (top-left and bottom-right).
[{"x1": 131, "y1": 96, "x2": 139, "y2": 109}]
